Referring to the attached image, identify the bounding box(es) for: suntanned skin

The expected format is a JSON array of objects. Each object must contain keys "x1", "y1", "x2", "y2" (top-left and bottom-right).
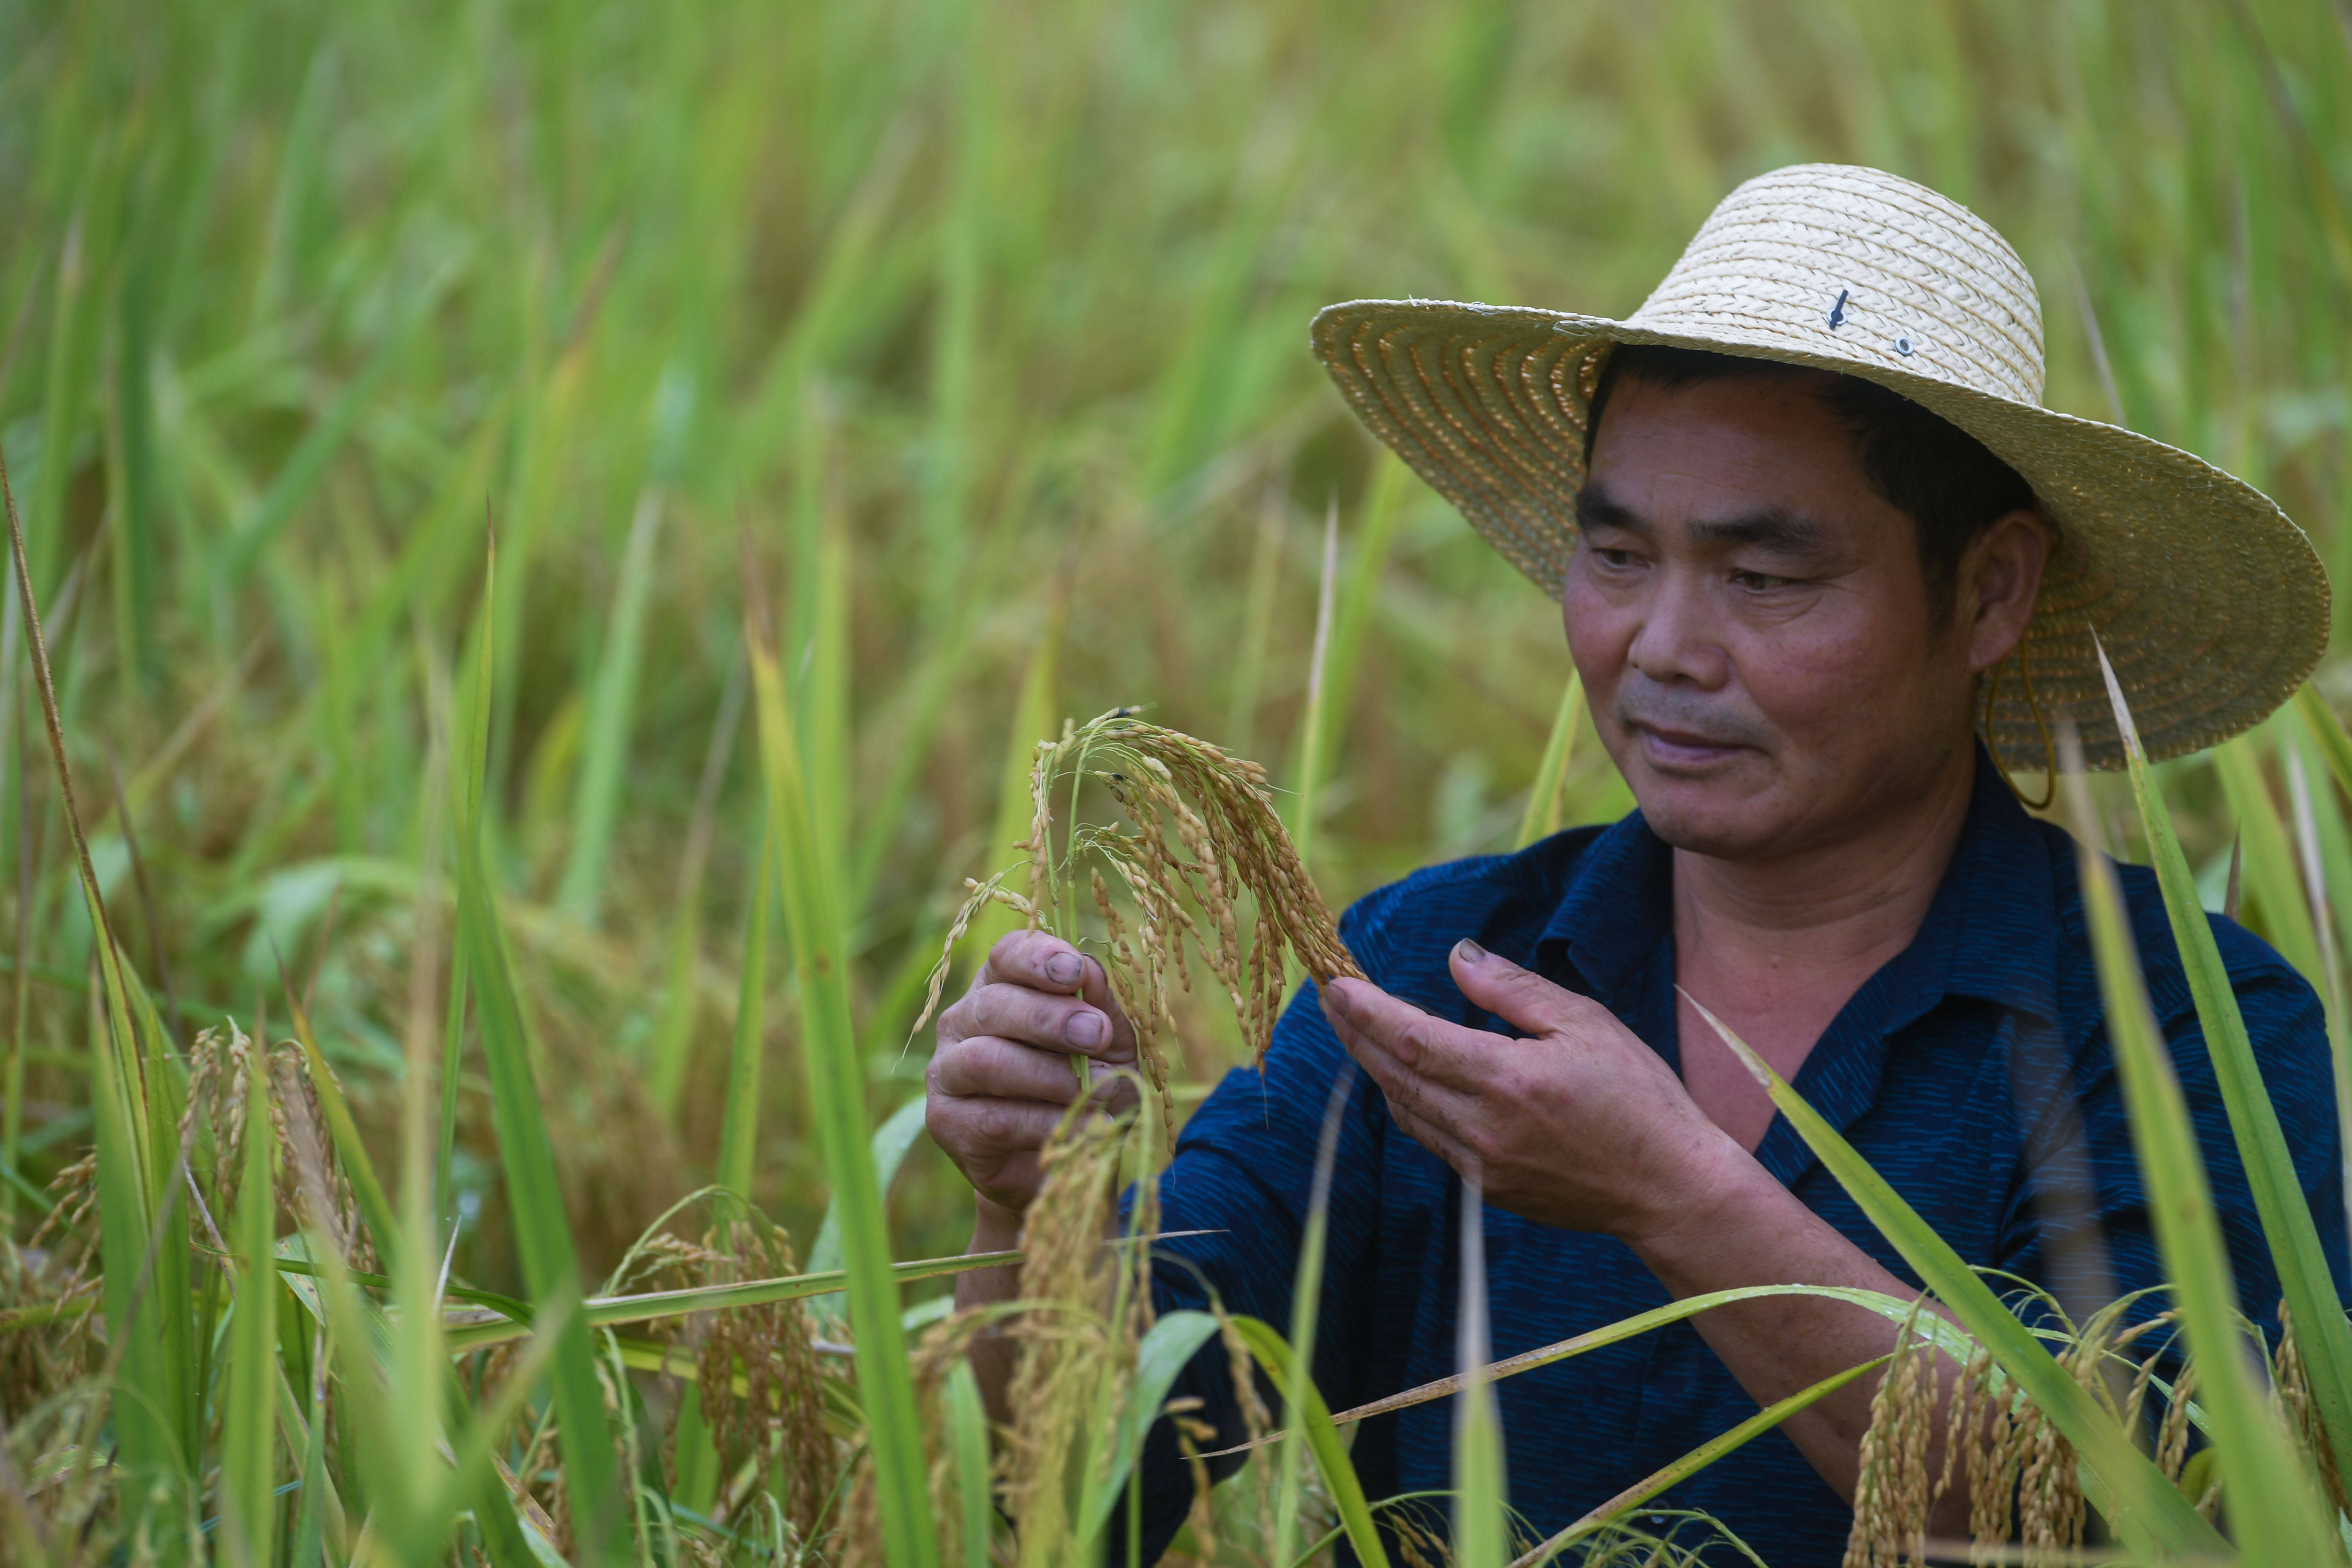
[{"x1": 928, "y1": 372, "x2": 2050, "y2": 1529}]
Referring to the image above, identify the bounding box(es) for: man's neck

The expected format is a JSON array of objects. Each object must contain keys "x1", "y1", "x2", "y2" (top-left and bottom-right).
[{"x1": 1671, "y1": 744, "x2": 1979, "y2": 1042}]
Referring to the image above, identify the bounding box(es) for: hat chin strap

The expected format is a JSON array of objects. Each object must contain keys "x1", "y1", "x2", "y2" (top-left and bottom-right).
[{"x1": 1981, "y1": 641, "x2": 2056, "y2": 811}]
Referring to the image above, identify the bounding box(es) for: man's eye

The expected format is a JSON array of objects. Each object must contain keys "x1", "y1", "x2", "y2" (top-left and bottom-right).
[
  {"x1": 1731, "y1": 569, "x2": 1794, "y2": 591},
  {"x1": 1594, "y1": 548, "x2": 1637, "y2": 569}
]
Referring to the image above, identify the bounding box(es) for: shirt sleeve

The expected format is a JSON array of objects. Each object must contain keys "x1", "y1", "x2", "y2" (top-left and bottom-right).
[{"x1": 1120, "y1": 919, "x2": 1396, "y2": 1562}]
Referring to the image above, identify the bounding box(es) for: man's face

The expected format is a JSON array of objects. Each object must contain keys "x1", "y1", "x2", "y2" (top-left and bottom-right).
[{"x1": 1565, "y1": 372, "x2": 1980, "y2": 863}]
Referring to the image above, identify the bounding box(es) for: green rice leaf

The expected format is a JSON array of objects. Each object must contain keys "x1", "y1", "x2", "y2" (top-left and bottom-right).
[
  {"x1": 946, "y1": 1358, "x2": 999, "y2": 1568},
  {"x1": 713, "y1": 814, "x2": 773, "y2": 1204},
  {"x1": 1513, "y1": 670, "x2": 1584, "y2": 850},
  {"x1": 2101, "y1": 652, "x2": 2352, "y2": 1496},
  {"x1": 2063, "y1": 692, "x2": 2344, "y2": 1565},
  {"x1": 3, "y1": 441, "x2": 191, "y2": 1500},
  {"x1": 2294, "y1": 685, "x2": 2352, "y2": 803},
  {"x1": 970, "y1": 591, "x2": 1064, "y2": 959},
  {"x1": 749, "y1": 611, "x2": 940, "y2": 1568},
  {"x1": 1290, "y1": 459, "x2": 1407, "y2": 871},
  {"x1": 1273, "y1": 1070, "x2": 1356, "y2": 1565},
  {"x1": 441, "y1": 1246, "x2": 1023, "y2": 1350},
  {"x1": 2215, "y1": 732, "x2": 2325, "y2": 985},
  {"x1": 455, "y1": 542, "x2": 630, "y2": 1564},
  {"x1": 1451, "y1": 1178, "x2": 1508, "y2": 1568},
  {"x1": 1229, "y1": 1315, "x2": 1393, "y2": 1568},
  {"x1": 217, "y1": 267, "x2": 454, "y2": 586},
  {"x1": 1077, "y1": 1309, "x2": 1221, "y2": 1541},
  {"x1": 556, "y1": 484, "x2": 666, "y2": 923},
  {"x1": 220, "y1": 1043, "x2": 278, "y2": 1568},
  {"x1": 808, "y1": 1091, "x2": 929, "y2": 1328}
]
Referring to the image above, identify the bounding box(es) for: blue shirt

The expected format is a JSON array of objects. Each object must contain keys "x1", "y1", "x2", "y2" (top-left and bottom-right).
[{"x1": 1133, "y1": 747, "x2": 2345, "y2": 1565}]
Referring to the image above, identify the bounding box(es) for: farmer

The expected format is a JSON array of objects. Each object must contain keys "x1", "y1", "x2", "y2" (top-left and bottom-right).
[{"x1": 926, "y1": 164, "x2": 2347, "y2": 1562}]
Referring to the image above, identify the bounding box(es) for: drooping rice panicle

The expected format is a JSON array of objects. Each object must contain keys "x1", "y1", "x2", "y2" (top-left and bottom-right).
[{"x1": 925, "y1": 708, "x2": 1361, "y2": 1149}]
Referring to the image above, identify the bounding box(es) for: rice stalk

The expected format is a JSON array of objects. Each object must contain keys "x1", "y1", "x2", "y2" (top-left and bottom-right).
[
  {"x1": 843, "y1": 1308, "x2": 1000, "y2": 1568},
  {"x1": 997, "y1": 1103, "x2": 1140, "y2": 1566}
]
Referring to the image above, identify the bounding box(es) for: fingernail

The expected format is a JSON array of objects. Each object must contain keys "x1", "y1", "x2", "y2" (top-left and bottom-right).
[
  {"x1": 1045, "y1": 952, "x2": 1083, "y2": 988},
  {"x1": 1321, "y1": 981, "x2": 1354, "y2": 1023},
  {"x1": 1067, "y1": 1011, "x2": 1106, "y2": 1049},
  {"x1": 1454, "y1": 938, "x2": 1488, "y2": 965}
]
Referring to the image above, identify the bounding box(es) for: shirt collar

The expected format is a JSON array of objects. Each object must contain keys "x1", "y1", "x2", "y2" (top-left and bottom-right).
[{"x1": 1534, "y1": 742, "x2": 2062, "y2": 1032}]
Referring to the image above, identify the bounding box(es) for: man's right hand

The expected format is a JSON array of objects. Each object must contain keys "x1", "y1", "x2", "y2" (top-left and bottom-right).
[{"x1": 927, "y1": 929, "x2": 1141, "y2": 1224}]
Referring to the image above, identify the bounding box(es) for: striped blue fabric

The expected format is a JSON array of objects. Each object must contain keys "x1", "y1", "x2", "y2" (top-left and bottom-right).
[{"x1": 1129, "y1": 746, "x2": 2347, "y2": 1565}]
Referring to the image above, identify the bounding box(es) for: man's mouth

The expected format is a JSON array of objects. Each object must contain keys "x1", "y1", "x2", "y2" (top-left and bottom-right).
[{"x1": 1628, "y1": 722, "x2": 1752, "y2": 771}]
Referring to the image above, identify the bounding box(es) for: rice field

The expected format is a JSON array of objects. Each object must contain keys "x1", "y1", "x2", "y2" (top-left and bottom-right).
[{"x1": 3, "y1": 0, "x2": 2352, "y2": 1562}]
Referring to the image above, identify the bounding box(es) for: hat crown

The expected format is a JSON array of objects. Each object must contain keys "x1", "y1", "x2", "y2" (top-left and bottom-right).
[{"x1": 1626, "y1": 163, "x2": 2047, "y2": 406}]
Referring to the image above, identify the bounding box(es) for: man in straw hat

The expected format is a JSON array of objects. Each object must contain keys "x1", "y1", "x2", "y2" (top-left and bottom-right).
[{"x1": 928, "y1": 165, "x2": 2347, "y2": 1560}]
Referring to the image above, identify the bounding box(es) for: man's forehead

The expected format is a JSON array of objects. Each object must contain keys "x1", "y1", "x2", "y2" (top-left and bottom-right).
[{"x1": 1582, "y1": 374, "x2": 1903, "y2": 535}]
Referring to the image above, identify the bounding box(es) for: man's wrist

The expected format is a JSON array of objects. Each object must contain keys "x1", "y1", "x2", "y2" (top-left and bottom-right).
[
  {"x1": 972, "y1": 1193, "x2": 1025, "y2": 1253},
  {"x1": 1622, "y1": 1125, "x2": 1778, "y2": 1264}
]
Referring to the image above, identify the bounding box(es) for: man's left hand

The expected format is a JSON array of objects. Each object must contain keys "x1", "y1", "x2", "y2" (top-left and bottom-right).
[{"x1": 1319, "y1": 939, "x2": 1738, "y2": 1243}]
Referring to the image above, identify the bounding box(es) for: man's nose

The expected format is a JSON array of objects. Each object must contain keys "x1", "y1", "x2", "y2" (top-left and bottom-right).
[{"x1": 1624, "y1": 571, "x2": 1729, "y2": 689}]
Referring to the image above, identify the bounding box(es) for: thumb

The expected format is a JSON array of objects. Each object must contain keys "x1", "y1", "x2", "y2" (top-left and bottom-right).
[{"x1": 1448, "y1": 939, "x2": 1590, "y2": 1037}]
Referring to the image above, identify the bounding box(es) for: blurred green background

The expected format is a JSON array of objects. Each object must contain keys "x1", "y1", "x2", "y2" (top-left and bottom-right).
[{"x1": 2, "y1": 0, "x2": 2347, "y2": 1289}]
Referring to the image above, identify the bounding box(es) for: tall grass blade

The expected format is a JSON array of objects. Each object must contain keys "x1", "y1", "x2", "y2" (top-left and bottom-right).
[
  {"x1": 221, "y1": 1044, "x2": 278, "y2": 1568},
  {"x1": 972, "y1": 589, "x2": 1065, "y2": 958},
  {"x1": 2097, "y1": 644, "x2": 2352, "y2": 1495},
  {"x1": 2058, "y1": 716, "x2": 2342, "y2": 1565},
  {"x1": 2294, "y1": 686, "x2": 2352, "y2": 804},
  {"x1": 556, "y1": 485, "x2": 665, "y2": 923},
  {"x1": 217, "y1": 271, "x2": 452, "y2": 587},
  {"x1": 1682, "y1": 994, "x2": 2227, "y2": 1560},
  {"x1": 1451, "y1": 1173, "x2": 1508, "y2": 1568},
  {"x1": 1274, "y1": 1067, "x2": 1358, "y2": 1564},
  {"x1": 2215, "y1": 732, "x2": 2326, "y2": 985},
  {"x1": 747, "y1": 589, "x2": 940, "y2": 1567},
  {"x1": 648, "y1": 647, "x2": 745, "y2": 1116},
  {"x1": 286, "y1": 1350, "x2": 332, "y2": 1568},
  {"x1": 1291, "y1": 501, "x2": 1339, "y2": 872},
  {"x1": 1513, "y1": 670, "x2": 1583, "y2": 851},
  {"x1": 808, "y1": 1092, "x2": 928, "y2": 1328},
  {"x1": 1228, "y1": 1316, "x2": 1392, "y2": 1568},
  {"x1": 441, "y1": 1245, "x2": 1024, "y2": 1350},
  {"x1": 2280, "y1": 708, "x2": 2352, "y2": 1233},
  {"x1": 28, "y1": 211, "x2": 95, "y2": 603},
  {"x1": 454, "y1": 542, "x2": 630, "y2": 1564},
  {"x1": 1291, "y1": 459, "x2": 1408, "y2": 871},
  {"x1": 1077, "y1": 1309, "x2": 1222, "y2": 1541},
  {"x1": 2, "y1": 436, "x2": 193, "y2": 1503},
  {"x1": 946, "y1": 1359, "x2": 997, "y2": 1568},
  {"x1": 1225, "y1": 489, "x2": 1285, "y2": 757},
  {"x1": 713, "y1": 814, "x2": 772, "y2": 1202}
]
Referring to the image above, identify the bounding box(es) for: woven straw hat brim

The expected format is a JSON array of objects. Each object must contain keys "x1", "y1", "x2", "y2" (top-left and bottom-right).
[{"x1": 1311, "y1": 299, "x2": 2329, "y2": 770}]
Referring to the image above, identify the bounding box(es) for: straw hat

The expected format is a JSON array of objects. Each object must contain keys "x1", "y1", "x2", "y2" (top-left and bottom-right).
[{"x1": 1311, "y1": 163, "x2": 2327, "y2": 770}]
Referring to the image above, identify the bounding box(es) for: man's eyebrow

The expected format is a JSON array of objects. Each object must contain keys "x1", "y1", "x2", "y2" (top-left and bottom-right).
[
  {"x1": 1573, "y1": 484, "x2": 1649, "y2": 534},
  {"x1": 1687, "y1": 508, "x2": 1833, "y2": 555},
  {"x1": 1575, "y1": 487, "x2": 1835, "y2": 557}
]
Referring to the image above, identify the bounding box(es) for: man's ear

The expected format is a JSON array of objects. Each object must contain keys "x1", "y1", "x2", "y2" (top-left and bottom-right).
[{"x1": 1963, "y1": 508, "x2": 2051, "y2": 674}]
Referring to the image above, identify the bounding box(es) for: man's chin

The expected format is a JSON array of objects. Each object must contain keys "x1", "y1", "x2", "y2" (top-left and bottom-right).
[{"x1": 1625, "y1": 773, "x2": 1788, "y2": 860}]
